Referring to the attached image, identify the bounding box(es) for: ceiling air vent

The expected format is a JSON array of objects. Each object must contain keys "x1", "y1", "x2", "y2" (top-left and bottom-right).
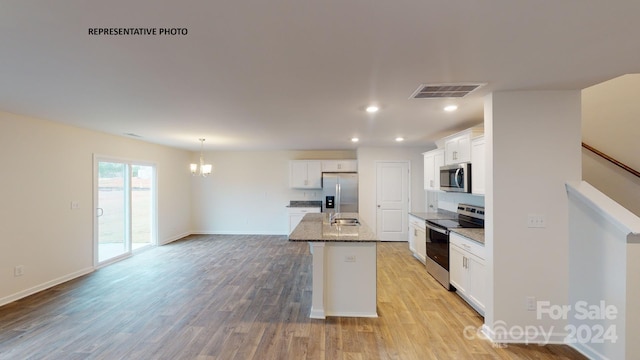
[{"x1": 410, "y1": 83, "x2": 485, "y2": 99}]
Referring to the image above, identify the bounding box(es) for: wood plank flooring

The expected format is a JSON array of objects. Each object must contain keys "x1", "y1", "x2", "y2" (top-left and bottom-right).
[{"x1": 0, "y1": 235, "x2": 586, "y2": 359}]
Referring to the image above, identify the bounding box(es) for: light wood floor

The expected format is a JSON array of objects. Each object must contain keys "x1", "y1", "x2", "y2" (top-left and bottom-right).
[{"x1": 0, "y1": 235, "x2": 586, "y2": 359}]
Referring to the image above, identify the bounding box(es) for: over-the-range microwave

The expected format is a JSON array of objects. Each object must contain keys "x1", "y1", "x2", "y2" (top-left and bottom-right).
[{"x1": 440, "y1": 163, "x2": 471, "y2": 193}]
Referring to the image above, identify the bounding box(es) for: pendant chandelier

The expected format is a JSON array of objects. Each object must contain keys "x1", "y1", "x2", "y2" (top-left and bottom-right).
[{"x1": 190, "y1": 138, "x2": 212, "y2": 177}]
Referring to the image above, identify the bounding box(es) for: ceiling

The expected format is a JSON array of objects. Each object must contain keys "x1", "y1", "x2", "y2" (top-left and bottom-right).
[{"x1": 2, "y1": 1, "x2": 639, "y2": 151}]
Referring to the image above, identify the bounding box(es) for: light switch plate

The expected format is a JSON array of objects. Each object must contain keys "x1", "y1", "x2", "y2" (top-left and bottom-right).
[{"x1": 527, "y1": 214, "x2": 546, "y2": 228}]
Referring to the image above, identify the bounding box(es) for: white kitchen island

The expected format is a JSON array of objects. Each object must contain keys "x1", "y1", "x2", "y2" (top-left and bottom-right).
[{"x1": 288, "y1": 213, "x2": 378, "y2": 319}]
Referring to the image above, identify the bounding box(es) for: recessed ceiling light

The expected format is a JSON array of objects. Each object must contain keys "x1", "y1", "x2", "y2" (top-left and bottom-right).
[
  {"x1": 351, "y1": 137, "x2": 359, "y2": 143},
  {"x1": 444, "y1": 105, "x2": 458, "y2": 112},
  {"x1": 395, "y1": 137, "x2": 404, "y2": 142},
  {"x1": 366, "y1": 105, "x2": 379, "y2": 113}
]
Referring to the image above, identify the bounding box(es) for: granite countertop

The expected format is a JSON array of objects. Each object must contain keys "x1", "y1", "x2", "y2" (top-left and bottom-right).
[
  {"x1": 288, "y1": 212, "x2": 378, "y2": 242},
  {"x1": 286, "y1": 200, "x2": 322, "y2": 208},
  {"x1": 450, "y1": 228, "x2": 485, "y2": 244},
  {"x1": 409, "y1": 209, "x2": 458, "y2": 221}
]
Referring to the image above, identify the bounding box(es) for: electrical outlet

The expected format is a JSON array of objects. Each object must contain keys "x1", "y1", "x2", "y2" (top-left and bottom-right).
[
  {"x1": 14, "y1": 265, "x2": 24, "y2": 277},
  {"x1": 527, "y1": 214, "x2": 546, "y2": 228},
  {"x1": 526, "y1": 296, "x2": 536, "y2": 311},
  {"x1": 70, "y1": 201, "x2": 80, "y2": 210},
  {"x1": 344, "y1": 255, "x2": 356, "y2": 262}
]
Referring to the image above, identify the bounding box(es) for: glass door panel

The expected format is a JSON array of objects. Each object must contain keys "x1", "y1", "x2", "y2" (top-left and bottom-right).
[
  {"x1": 97, "y1": 161, "x2": 129, "y2": 263},
  {"x1": 131, "y1": 165, "x2": 153, "y2": 251}
]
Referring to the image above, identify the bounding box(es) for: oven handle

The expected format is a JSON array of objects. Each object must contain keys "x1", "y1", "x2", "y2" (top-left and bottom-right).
[{"x1": 425, "y1": 222, "x2": 448, "y2": 235}]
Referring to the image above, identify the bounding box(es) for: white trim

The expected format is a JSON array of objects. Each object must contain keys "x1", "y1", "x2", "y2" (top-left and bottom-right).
[
  {"x1": 0, "y1": 267, "x2": 94, "y2": 307},
  {"x1": 190, "y1": 230, "x2": 288, "y2": 236},
  {"x1": 566, "y1": 180, "x2": 640, "y2": 238},
  {"x1": 159, "y1": 231, "x2": 192, "y2": 245}
]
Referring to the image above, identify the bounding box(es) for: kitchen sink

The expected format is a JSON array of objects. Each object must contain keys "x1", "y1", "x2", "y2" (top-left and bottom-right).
[{"x1": 331, "y1": 218, "x2": 360, "y2": 226}]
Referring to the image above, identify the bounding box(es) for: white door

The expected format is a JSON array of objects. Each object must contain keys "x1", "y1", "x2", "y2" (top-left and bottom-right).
[{"x1": 376, "y1": 161, "x2": 410, "y2": 241}]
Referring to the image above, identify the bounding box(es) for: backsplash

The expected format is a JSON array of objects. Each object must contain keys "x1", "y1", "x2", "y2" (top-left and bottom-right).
[{"x1": 426, "y1": 190, "x2": 485, "y2": 212}]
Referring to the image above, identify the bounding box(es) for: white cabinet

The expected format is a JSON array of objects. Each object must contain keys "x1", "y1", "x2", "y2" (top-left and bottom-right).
[
  {"x1": 445, "y1": 134, "x2": 471, "y2": 165},
  {"x1": 408, "y1": 215, "x2": 426, "y2": 263},
  {"x1": 290, "y1": 161, "x2": 322, "y2": 189},
  {"x1": 288, "y1": 207, "x2": 321, "y2": 234},
  {"x1": 322, "y1": 160, "x2": 357, "y2": 172},
  {"x1": 449, "y1": 232, "x2": 486, "y2": 315},
  {"x1": 471, "y1": 136, "x2": 486, "y2": 195},
  {"x1": 443, "y1": 127, "x2": 483, "y2": 165},
  {"x1": 423, "y1": 149, "x2": 444, "y2": 190}
]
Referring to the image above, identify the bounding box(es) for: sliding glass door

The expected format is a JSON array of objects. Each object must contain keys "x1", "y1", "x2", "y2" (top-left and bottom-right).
[{"x1": 95, "y1": 157, "x2": 156, "y2": 266}]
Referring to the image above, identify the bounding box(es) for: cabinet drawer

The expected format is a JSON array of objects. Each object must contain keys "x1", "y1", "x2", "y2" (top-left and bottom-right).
[
  {"x1": 288, "y1": 207, "x2": 321, "y2": 214},
  {"x1": 450, "y1": 232, "x2": 485, "y2": 259}
]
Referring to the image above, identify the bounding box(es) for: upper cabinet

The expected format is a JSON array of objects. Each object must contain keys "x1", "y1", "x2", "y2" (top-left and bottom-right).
[
  {"x1": 471, "y1": 136, "x2": 486, "y2": 195},
  {"x1": 290, "y1": 161, "x2": 322, "y2": 189},
  {"x1": 322, "y1": 160, "x2": 357, "y2": 172},
  {"x1": 443, "y1": 127, "x2": 484, "y2": 165},
  {"x1": 423, "y1": 149, "x2": 444, "y2": 190}
]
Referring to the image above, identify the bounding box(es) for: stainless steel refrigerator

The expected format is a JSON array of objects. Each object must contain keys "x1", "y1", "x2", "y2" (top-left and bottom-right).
[{"x1": 321, "y1": 173, "x2": 358, "y2": 213}]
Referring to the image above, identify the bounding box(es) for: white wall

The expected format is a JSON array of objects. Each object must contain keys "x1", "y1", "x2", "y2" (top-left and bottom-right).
[
  {"x1": 567, "y1": 181, "x2": 640, "y2": 360},
  {"x1": 190, "y1": 150, "x2": 355, "y2": 234},
  {"x1": 0, "y1": 111, "x2": 192, "y2": 305},
  {"x1": 485, "y1": 91, "x2": 581, "y2": 343},
  {"x1": 582, "y1": 74, "x2": 640, "y2": 217},
  {"x1": 356, "y1": 146, "x2": 429, "y2": 235}
]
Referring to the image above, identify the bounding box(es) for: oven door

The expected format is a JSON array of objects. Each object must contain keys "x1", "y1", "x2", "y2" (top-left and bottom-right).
[{"x1": 425, "y1": 222, "x2": 450, "y2": 270}]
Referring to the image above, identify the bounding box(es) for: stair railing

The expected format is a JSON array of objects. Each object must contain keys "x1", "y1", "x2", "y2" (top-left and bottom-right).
[{"x1": 582, "y1": 142, "x2": 640, "y2": 179}]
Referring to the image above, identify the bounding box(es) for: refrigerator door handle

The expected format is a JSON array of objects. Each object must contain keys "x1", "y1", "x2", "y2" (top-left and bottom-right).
[{"x1": 336, "y1": 183, "x2": 341, "y2": 213}]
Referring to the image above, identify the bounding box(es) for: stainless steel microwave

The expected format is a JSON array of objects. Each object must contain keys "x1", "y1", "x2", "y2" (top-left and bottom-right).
[{"x1": 440, "y1": 163, "x2": 471, "y2": 193}]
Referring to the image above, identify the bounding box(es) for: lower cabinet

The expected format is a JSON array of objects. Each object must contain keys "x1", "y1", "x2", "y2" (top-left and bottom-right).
[
  {"x1": 288, "y1": 207, "x2": 321, "y2": 234},
  {"x1": 408, "y1": 215, "x2": 426, "y2": 263},
  {"x1": 449, "y1": 232, "x2": 486, "y2": 315}
]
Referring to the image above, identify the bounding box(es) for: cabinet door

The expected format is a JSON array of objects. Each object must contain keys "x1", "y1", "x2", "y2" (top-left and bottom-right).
[
  {"x1": 415, "y1": 227, "x2": 426, "y2": 263},
  {"x1": 457, "y1": 136, "x2": 471, "y2": 163},
  {"x1": 444, "y1": 138, "x2": 459, "y2": 165},
  {"x1": 449, "y1": 244, "x2": 467, "y2": 294},
  {"x1": 290, "y1": 161, "x2": 309, "y2": 188},
  {"x1": 434, "y1": 150, "x2": 444, "y2": 189},
  {"x1": 290, "y1": 161, "x2": 322, "y2": 189},
  {"x1": 445, "y1": 135, "x2": 472, "y2": 165},
  {"x1": 408, "y1": 225, "x2": 417, "y2": 253},
  {"x1": 471, "y1": 137, "x2": 485, "y2": 195},
  {"x1": 423, "y1": 152, "x2": 435, "y2": 190},
  {"x1": 322, "y1": 160, "x2": 357, "y2": 172},
  {"x1": 468, "y1": 255, "x2": 486, "y2": 315},
  {"x1": 289, "y1": 213, "x2": 305, "y2": 234},
  {"x1": 306, "y1": 161, "x2": 322, "y2": 188}
]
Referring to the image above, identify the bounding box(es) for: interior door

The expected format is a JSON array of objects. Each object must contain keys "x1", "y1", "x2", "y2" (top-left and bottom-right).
[{"x1": 376, "y1": 161, "x2": 410, "y2": 241}]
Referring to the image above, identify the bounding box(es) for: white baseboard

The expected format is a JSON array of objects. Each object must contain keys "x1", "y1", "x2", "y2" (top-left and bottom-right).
[
  {"x1": 159, "y1": 231, "x2": 192, "y2": 245},
  {"x1": 190, "y1": 230, "x2": 287, "y2": 236},
  {"x1": 0, "y1": 267, "x2": 95, "y2": 307}
]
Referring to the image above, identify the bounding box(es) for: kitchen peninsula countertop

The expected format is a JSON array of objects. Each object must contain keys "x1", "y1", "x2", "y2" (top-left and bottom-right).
[
  {"x1": 451, "y1": 228, "x2": 485, "y2": 244},
  {"x1": 288, "y1": 213, "x2": 378, "y2": 242},
  {"x1": 409, "y1": 209, "x2": 458, "y2": 221},
  {"x1": 286, "y1": 200, "x2": 322, "y2": 208}
]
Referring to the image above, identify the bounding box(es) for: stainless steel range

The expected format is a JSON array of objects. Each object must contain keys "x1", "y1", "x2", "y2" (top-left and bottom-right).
[{"x1": 425, "y1": 204, "x2": 484, "y2": 290}]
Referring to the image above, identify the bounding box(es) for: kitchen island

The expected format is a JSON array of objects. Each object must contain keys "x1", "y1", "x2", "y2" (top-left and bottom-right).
[{"x1": 289, "y1": 212, "x2": 378, "y2": 319}]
